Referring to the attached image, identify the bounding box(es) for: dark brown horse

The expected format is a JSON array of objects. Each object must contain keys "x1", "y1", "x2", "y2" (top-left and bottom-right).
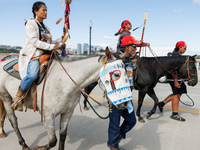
[{"x1": 83, "y1": 55, "x2": 198, "y2": 123}]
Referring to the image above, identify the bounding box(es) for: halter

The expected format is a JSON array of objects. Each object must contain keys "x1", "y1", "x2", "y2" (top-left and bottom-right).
[{"x1": 178, "y1": 56, "x2": 197, "y2": 82}]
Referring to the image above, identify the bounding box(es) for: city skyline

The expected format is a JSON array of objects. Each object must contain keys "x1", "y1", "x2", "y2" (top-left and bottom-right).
[{"x1": 0, "y1": 1, "x2": 199, "y2": 57}]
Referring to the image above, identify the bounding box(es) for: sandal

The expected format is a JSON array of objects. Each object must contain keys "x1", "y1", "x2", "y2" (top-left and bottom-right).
[{"x1": 170, "y1": 115, "x2": 185, "y2": 122}]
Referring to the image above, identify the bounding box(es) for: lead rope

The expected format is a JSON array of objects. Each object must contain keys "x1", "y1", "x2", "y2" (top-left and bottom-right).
[
  {"x1": 52, "y1": 50, "x2": 102, "y2": 105},
  {"x1": 41, "y1": 50, "x2": 54, "y2": 123},
  {"x1": 81, "y1": 91, "x2": 110, "y2": 119},
  {"x1": 40, "y1": 49, "x2": 106, "y2": 122},
  {"x1": 175, "y1": 82, "x2": 194, "y2": 107}
]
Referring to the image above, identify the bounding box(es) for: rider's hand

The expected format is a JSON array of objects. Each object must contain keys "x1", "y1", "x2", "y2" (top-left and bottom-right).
[
  {"x1": 56, "y1": 49, "x2": 62, "y2": 54},
  {"x1": 53, "y1": 44, "x2": 60, "y2": 50},
  {"x1": 61, "y1": 35, "x2": 64, "y2": 40},
  {"x1": 174, "y1": 82, "x2": 180, "y2": 88},
  {"x1": 147, "y1": 43, "x2": 150, "y2": 47}
]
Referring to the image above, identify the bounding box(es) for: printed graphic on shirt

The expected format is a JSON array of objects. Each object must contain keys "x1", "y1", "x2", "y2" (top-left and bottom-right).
[{"x1": 40, "y1": 28, "x2": 52, "y2": 44}]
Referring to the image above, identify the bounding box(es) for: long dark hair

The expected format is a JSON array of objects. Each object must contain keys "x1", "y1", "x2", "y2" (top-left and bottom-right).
[
  {"x1": 32, "y1": 1, "x2": 46, "y2": 18},
  {"x1": 174, "y1": 47, "x2": 180, "y2": 52}
]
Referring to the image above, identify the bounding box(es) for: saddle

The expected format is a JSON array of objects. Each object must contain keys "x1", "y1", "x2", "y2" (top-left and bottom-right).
[
  {"x1": 3, "y1": 54, "x2": 51, "y2": 112},
  {"x1": 3, "y1": 54, "x2": 51, "y2": 84}
]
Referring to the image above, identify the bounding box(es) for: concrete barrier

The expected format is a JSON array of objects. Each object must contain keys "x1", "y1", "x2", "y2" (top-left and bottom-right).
[{"x1": 196, "y1": 59, "x2": 200, "y2": 82}]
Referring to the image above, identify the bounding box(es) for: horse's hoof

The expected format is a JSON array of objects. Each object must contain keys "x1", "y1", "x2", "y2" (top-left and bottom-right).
[
  {"x1": 33, "y1": 145, "x2": 47, "y2": 150},
  {"x1": 83, "y1": 106, "x2": 89, "y2": 111},
  {"x1": 33, "y1": 145, "x2": 39, "y2": 150},
  {"x1": 23, "y1": 147, "x2": 31, "y2": 150},
  {"x1": 138, "y1": 118, "x2": 145, "y2": 123},
  {"x1": 146, "y1": 112, "x2": 151, "y2": 119},
  {"x1": 0, "y1": 132, "x2": 7, "y2": 138}
]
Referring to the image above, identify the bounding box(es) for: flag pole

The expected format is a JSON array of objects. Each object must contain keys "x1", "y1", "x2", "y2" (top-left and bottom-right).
[{"x1": 139, "y1": 11, "x2": 148, "y2": 57}]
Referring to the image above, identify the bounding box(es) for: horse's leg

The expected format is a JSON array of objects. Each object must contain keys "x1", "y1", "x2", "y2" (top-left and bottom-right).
[
  {"x1": 33, "y1": 113, "x2": 57, "y2": 150},
  {"x1": 136, "y1": 89, "x2": 148, "y2": 123},
  {"x1": 0, "y1": 98, "x2": 7, "y2": 138},
  {"x1": 146, "y1": 88, "x2": 159, "y2": 119},
  {"x1": 83, "y1": 81, "x2": 98, "y2": 110},
  {"x1": 58, "y1": 110, "x2": 74, "y2": 150},
  {"x1": 2, "y1": 97, "x2": 30, "y2": 150}
]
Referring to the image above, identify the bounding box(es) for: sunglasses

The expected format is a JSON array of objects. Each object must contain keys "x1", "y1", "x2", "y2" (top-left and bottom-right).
[
  {"x1": 181, "y1": 47, "x2": 187, "y2": 49},
  {"x1": 131, "y1": 45, "x2": 137, "y2": 48}
]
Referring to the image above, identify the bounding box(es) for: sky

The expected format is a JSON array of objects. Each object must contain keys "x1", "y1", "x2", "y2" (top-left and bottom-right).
[{"x1": 0, "y1": 0, "x2": 200, "y2": 56}]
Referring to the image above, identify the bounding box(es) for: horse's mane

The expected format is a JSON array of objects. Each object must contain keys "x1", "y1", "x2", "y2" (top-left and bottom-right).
[
  {"x1": 60, "y1": 50, "x2": 117, "y2": 62},
  {"x1": 60, "y1": 55, "x2": 100, "y2": 62}
]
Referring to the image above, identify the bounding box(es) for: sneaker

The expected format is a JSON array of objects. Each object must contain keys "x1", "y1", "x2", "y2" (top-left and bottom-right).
[
  {"x1": 157, "y1": 102, "x2": 163, "y2": 113},
  {"x1": 170, "y1": 115, "x2": 185, "y2": 122}
]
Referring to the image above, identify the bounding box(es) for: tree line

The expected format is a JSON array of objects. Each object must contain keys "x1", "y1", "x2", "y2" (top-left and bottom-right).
[{"x1": 0, "y1": 48, "x2": 19, "y2": 53}]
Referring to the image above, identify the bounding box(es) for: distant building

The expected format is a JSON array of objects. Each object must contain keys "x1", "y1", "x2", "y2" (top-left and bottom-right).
[
  {"x1": 11, "y1": 46, "x2": 22, "y2": 50},
  {"x1": 0, "y1": 45, "x2": 11, "y2": 49},
  {"x1": 82, "y1": 43, "x2": 88, "y2": 54},
  {"x1": 77, "y1": 43, "x2": 82, "y2": 55},
  {"x1": 94, "y1": 46, "x2": 101, "y2": 52},
  {"x1": 0, "y1": 45, "x2": 22, "y2": 50}
]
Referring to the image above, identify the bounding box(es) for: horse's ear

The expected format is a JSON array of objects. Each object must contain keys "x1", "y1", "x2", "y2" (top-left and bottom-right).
[
  {"x1": 105, "y1": 46, "x2": 111, "y2": 58},
  {"x1": 192, "y1": 54, "x2": 197, "y2": 58}
]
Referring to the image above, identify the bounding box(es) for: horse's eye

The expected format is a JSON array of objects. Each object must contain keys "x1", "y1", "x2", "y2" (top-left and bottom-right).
[{"x1": 114, "y1": 72, "x2": 120, "y2": 77}]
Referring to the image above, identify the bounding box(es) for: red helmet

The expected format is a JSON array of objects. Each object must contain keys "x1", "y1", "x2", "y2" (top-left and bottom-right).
[{"x1": 121, "y1": 35, "x2": 142, "y2": 47}]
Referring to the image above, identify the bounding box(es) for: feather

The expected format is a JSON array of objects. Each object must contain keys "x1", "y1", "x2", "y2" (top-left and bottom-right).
[{"x1": 56, "y1": 17, "x2": 63, "y2": 24}]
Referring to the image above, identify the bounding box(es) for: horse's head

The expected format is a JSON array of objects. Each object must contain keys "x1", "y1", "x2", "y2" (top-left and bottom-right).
[
  {"x1": 179, "y1": 55, "x2": 198, "y2": 86},
  {"x1": 98, "y1": 47, "x2": 131, "y2": 110},
  {"x1": 98, "y1": 47, "x2": 116, "y2": 63}
]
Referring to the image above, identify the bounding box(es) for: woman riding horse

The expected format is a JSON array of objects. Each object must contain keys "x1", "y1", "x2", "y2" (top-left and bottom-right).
[{"x1": 12, "y1": 1, "x2": 62, "y2": 111}]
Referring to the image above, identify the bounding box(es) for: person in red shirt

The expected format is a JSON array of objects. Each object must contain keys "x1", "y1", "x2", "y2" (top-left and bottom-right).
[{"x1": 115, "y1": 20, "x2": 132, "y2": 54}]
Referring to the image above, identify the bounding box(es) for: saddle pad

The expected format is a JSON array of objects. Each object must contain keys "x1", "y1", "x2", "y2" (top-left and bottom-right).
[
  {"x1": 3, "y1": 59, "x2": 21, "y2": 80},
  {"x1": 3, "y1": 59, "x2": 50, "y2": 85},
  {"x1": 99, "y1": 59, "x2": 133, "y2": 106}
]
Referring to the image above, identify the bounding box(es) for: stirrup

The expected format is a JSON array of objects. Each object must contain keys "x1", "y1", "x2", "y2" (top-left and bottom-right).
[{"x1": 11, "y1": 99, "x2": 23, "y2": 110}]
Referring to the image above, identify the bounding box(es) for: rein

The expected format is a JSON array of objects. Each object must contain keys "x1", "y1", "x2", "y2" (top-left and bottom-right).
[
  {"x1": 40, "y1": 49, "x2": 104, "y2": 122},
  {"x1": 147, "y1": 47, "x2": 196, "y2": 107},
  {"x1": 148, "y1": 47, "x2": 191, "y2": 81}
]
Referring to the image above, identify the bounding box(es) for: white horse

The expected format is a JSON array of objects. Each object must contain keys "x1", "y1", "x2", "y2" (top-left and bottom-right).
[{"x1": 0, "y1": 48, "x2": 115, "y2": 150}]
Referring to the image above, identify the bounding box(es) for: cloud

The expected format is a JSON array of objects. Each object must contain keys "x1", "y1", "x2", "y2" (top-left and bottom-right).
[
  {"x1": 142, "y1": 46, "x2": 174, "y2": 57},
  {"x1": 194, "y1": 0, "x2": 200, "y2": 5},
  {"x1": 103, "y1": 36, "x2": 118, "y2": 40},
  {"x1": 173, "y1": 8, "x2": 184, "y2": 13}
]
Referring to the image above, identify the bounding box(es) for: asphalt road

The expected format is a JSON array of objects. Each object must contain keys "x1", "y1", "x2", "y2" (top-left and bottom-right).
[{"x1": 0, "y1": 82, "x2": 200, "y2": 150}]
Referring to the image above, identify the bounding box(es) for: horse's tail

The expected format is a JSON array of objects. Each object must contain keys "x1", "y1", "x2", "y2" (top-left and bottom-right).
[{"x1": 0, "y1": 98, "x2": 6, "y2": 120}]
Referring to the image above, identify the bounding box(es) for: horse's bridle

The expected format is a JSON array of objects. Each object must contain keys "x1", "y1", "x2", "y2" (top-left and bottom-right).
[{"x1": 178, "y1": 56, "x2": 196, "y2": 82}]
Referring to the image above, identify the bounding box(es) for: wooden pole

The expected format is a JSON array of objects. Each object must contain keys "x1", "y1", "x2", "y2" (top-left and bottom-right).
[{"x1": 139, "y1": 11, "x2": 148, "y2": 57}]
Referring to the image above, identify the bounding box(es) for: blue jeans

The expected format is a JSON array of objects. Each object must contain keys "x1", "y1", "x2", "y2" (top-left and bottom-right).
[
  {"x1": 107, "y1": 102, "x2": 136, "y2": 148},
  {"x1": 20, "y1": 60, "x2": 39, "y2": 91}
]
